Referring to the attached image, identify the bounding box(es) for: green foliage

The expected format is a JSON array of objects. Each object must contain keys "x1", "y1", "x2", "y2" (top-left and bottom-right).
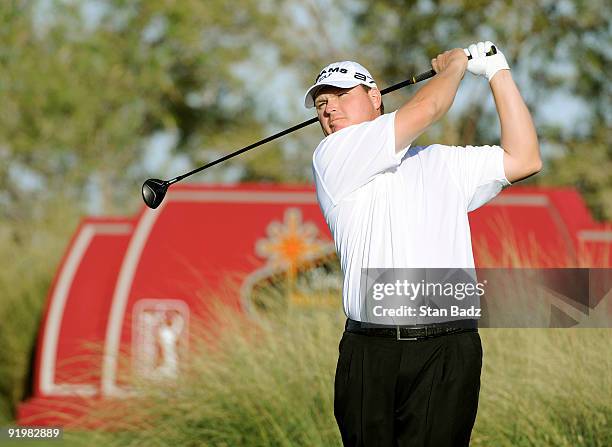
[
  {"x1": 540, "y1": 125, "x2": 612, "y2": 220},
  {"x1": 0, "y1": 0, "x2": 279, "y2": 216},
  {"x1": 1, "y1": 0, "x2": 609, "y2": 217}
]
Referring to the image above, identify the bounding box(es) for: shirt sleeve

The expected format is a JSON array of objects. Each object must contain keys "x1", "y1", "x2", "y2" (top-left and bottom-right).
[
  {"x1": 438, "y1": 144, "x2": 511, "y2": 212},
  {"x1": 312, "y1": 111, "x2": 410, "y2": 211}
]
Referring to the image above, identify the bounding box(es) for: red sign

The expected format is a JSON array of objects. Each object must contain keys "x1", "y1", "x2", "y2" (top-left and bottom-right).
[{"x1": 18, "y1": 184, "x2": 611, "y2": 425}]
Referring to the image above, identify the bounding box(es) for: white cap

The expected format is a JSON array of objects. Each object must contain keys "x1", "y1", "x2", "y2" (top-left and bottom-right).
[{"x1": 303, "y1": 61, "x2": 377, "y2": 109}]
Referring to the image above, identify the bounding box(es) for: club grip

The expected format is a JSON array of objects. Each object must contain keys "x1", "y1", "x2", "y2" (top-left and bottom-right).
[{"x1": 466, "y1": 45, "x2": 497, "y2": 60}]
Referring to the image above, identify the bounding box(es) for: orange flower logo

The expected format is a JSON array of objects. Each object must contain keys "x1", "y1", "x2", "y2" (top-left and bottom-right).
[
  {"x1": 255, "y1": 208, "x2": 332, "y2": 279},
  {"x1": 241, "y1": 208, "x2": 339, "y2": 312}
]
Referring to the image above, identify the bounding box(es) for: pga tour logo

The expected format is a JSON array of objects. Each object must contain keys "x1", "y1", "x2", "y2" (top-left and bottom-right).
[{"x1": 132, "y1": 299, "x2": 190, "y2": 381}]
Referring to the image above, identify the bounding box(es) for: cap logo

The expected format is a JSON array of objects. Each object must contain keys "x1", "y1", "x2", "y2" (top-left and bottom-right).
[
  {"x1": 305, "y1": 61, "x2": 377, "y2": 108},
  {"x1": 315, "y1": 67, "x2": 348, "y2": 83},
  {"x1": 315, "y1": 68, "x2": 375, "y2": 85}
]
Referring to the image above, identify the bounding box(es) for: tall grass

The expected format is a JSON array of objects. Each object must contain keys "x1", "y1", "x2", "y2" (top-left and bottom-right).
[
  {"x1": 0, "y1": 198, "x2": 82, "y2": 424},
  {"x1": 1, "y1": 205, "x2": 610, "y2": 446},
  {"x1": 68, "y1": 303, "x2": 346, "y2": 446},
  {"x1": 474, "y1": 328, "x2": 611, "y2": 446},
  {"x1": 50, "y1": 301, "x2": 610, "y2": 447}
]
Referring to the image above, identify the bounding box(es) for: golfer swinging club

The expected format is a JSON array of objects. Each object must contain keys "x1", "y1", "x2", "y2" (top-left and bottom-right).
[{"x1": 304, "y1": 41, "x2": 541, "y2": 446}]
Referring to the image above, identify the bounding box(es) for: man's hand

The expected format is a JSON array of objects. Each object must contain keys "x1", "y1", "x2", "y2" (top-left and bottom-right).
[
  {"x1": 464, "y1": 41, "x2": 510, "y2": 82},
  {"x1": 431, "y1": 49, "x2": 468, "y2": 78}
]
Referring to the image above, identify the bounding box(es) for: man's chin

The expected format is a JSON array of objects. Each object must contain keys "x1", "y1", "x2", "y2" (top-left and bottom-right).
[{"x1": 330, "y1": 122, "x2": 347, "y2": 133}]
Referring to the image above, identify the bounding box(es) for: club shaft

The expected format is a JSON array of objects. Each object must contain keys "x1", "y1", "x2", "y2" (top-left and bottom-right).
[
  {"x1": 170, "y1": 117, "x2": 318, "y2": 184},
  {"x1": 168, "y1": 46, "x2": 496, "y2": 185}
]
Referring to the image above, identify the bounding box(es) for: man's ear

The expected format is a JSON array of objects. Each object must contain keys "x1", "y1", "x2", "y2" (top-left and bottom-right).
[{"x1": 368, "y1": 88, "x2": 382, "y2": 112}]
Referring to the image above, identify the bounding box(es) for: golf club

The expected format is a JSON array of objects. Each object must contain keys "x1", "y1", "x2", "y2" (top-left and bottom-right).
[{"x1": 142, "y1": 46, "x2": 497, "y2": 209}]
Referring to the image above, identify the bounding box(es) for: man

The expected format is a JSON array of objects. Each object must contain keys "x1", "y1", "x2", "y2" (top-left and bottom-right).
[{"x1": 304, "y1": 41, "x2": 541, "y2": 446}]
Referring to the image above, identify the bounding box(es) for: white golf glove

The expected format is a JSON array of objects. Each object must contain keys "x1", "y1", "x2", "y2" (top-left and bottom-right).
[{"x1": 464, "y1": 41, "x2": 510, "y2": 82}]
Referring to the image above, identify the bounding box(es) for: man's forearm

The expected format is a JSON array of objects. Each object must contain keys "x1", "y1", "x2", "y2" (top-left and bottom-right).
[
  {"x1": 394, "y1": 55, "x2": 466, "y2": 151},
  {"x1": 412, "y1": 63, "x2": 465, "y2": 121}
]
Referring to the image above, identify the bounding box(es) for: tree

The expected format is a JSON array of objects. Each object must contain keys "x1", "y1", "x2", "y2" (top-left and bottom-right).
[{"x1": 0, "y1": 0, "x2": 280, "y2": 218}]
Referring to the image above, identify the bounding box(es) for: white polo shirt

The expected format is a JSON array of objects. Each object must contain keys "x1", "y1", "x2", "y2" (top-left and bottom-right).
[{"x1": 312, "y1": 111, "x2": 510, "y2": 321}]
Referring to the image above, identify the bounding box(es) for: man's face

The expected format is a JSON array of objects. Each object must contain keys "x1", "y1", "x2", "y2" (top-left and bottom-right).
[{"x1": 314, "y1": 85, "x2": 381, "y2": 136}]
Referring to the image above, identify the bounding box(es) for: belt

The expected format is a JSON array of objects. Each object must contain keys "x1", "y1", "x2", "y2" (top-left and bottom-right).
[{"x1": 345, "y1": 318, "x2": 477, "y2": 340}]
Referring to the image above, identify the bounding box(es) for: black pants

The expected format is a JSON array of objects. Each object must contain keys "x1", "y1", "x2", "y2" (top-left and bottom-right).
[{"x1": 334, "y1": 324, "x2": 482, "y2": 447}]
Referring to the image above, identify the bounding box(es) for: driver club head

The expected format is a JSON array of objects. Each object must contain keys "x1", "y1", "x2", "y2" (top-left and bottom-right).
[{"x1": 142, "y1": 179, "x2": 169, "y2": 209}]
